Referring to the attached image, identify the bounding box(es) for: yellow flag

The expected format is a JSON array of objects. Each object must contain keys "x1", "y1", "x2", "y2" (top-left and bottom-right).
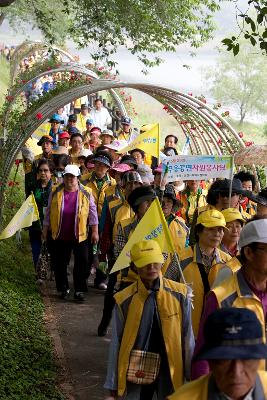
[
  {"x1": 119, "y1": 123, "x2": 160, "y2": 159},
  {"x1": 110, "y1": 197, "x2": 175, "y2": 273},
  {"x1": 33, "y1": 122, "x2": 51, "y2": 139},
  {"x1": 0, "y1": 194, "x2": 40, "y2": 240}
]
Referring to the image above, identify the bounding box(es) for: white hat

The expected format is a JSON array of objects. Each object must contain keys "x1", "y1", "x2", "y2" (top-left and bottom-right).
[
  {"x1": 63, "y1": 164, "x2": 81, "y2": 177},
  {"x1": 78, "y1": 149, "x2": 92, "y2": 157},
  {"x1": 239, "y1": 219, "x2": 267, "y2": 248},
  {"x1": 105, "y1": 139, "x2": 128, "y2": 151},
  {"x1": 100, "y1": 129, "x2": 114, "y2": 138}
]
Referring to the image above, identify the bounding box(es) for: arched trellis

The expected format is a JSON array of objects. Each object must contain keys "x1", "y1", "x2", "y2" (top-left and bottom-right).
[
  {"x1": 0, "y1": 72, "x2": 245, "y2": 224},
  {"x1": 1, "y1": 79, "x2": 244, "y2": 180},
  {"x1": 3, "y1": 63, "x2": 127, "y2": 141},
  {"x1": 10, "y1": 40, "x2": 76, "y2": 84},
  {"x1": 8, "y1": 42, "x2": 127, "y2": 137}
]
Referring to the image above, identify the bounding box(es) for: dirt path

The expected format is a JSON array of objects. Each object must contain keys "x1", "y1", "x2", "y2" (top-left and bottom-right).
[{"x1": 43, "y1": 275, "x2": 111, "y2": 400}]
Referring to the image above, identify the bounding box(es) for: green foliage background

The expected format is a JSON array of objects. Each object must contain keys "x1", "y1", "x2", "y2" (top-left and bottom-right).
[{"x1": 0, "y1": 58, "x2": 64, "y2": 399}]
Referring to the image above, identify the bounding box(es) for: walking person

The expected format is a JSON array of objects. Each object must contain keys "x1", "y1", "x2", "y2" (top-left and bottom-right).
[
  {"x1": 104, "y1": 240, "x2": 194, "y2": 400},
  {"x1": 43, "y1": 165, "x2": 99, "y2": 301},
  {"x1": 28, "y1": 158, "x2": 54, "y2": 268},
  {"x1": 169, "y1": 308, "x2": 267, "y2": 399}
]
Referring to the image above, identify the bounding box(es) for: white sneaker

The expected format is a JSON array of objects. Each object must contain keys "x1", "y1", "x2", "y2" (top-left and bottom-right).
[{"x1": 98, "y1": 283, "x2": 107, "y2": 290}]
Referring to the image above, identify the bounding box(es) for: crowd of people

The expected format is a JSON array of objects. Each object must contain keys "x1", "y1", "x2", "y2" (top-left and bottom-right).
[{"x1": 20, "y1": 98, "x2": 267, "y2": 400}]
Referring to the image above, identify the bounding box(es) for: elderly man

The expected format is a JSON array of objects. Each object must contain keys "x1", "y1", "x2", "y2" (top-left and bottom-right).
[
  {"x1": 116, "y1": 116, "x2": 138, "y2": 143},
  {"x1": 192, "y1": 218, "x2": 267, "y2": 378},
  {"x1": 105, "y1": 240, "x2": 194, "y2": 400},
  {"x1": 90, "y1": 98, "x2": 112, "y2": 130},
  {"x1": 169, "y1": 308, "x2": 267, "y2": 400}
]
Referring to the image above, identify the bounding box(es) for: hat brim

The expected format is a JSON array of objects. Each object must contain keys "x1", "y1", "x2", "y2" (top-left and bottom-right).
[
  {"x1": 133, "y1": 194, "x2": 156, "y2": 207},
  {"x1": 134, "y1": 253, "x2": 164, "y2": 268},
  {"x1": 62, "y1": 172, "x2": 80, "y2": 177},
  {"x1": 198, "y1": 221, "x2": 226, "y2": 229},
  {"x1": 37, "y1": 139, "x2": 55, "y2": 146},
  {"x1": 214, "y1": 188, "x2": 250, "y2": 197},
  {"x1": 196, "y1": 343, "x2": 267, "y2": 360},
  {"x1": 163, "y1": 193, "x2": 180, "y2": 206},
  {"x1": 100, "y1": 134, "x2": 114, "y2": 139},
  {"x1": 93, "y1": 158, "x2": 111, "y2": 168},
  {"x1": 247, "y1": 193, "x2": 267, "y2": 207},
  {"x1": 49, "y1": 119, "x2": 64, "y2": 124}
]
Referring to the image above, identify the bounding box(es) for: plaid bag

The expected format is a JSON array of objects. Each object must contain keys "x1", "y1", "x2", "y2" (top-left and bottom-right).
[
  {"x1": 36, "y1": 242, "x2": 50, "y2": 281},
  {"x1": 127, "y1": 349, "x2": 161, "y2": 385}
]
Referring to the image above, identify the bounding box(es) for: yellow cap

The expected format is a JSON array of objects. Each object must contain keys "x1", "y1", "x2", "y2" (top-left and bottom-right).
[
  {"x1": 221, "y1": 208, "x2": 245, "y2": 224},
  {"x1": 196, "y1": 209, "x2": 226, "y2": 228},
  {"x1": 130, "y1": 240, "x2": 164, "y2": 268}
]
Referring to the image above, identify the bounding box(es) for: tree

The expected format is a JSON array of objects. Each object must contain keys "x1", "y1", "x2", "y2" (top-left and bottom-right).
[
  {"x1": 205, "y1": 41, "x2": 267, "y2": 125},
  {"x1": 222, "y1": 1, "x2": 267, "y2": 56},
  {"x1": 2, "y1": 0, "x2": 219, "y2": 69}
]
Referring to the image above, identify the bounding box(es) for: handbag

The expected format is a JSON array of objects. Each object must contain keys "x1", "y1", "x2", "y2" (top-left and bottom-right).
[
  {"x1": 36, "y1": 242, "x2": 50, "y2": 281},
  {"x1": 126, "y1": 349, "x2": 161, "y2": 385}
]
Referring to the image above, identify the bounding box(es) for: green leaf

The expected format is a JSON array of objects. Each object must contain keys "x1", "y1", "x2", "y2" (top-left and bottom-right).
[
  {"x1": 233, "y1": 43, "x2": 240, "y2": 56},
  {"x1": 222, "y1": 38, "x2": 233, "y2": 45},
  {"x1": 250, "y1": 36, "x2": 257, "y2": 46},
  {"x1": 257, "y1": 13, "x2": 264, "y2": 24}
]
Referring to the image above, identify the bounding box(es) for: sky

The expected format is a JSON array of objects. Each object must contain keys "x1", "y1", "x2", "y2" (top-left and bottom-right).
[
  {"x1": 0, "y1": 0, "x2": 246, "y2": 94},
  {"x1": 1, "y1": 0, "x2": 261, "y2": 122}
]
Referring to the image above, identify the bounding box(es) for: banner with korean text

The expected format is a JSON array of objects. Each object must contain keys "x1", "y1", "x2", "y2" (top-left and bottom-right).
[{"x1": 162, "y1": 155, "x2": 233, "y2": 182}]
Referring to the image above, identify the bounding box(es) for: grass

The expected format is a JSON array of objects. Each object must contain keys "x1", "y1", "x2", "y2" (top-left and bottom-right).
[
  {"x1": 0, "y1": 56, "x2": 10, "y2": 105},
  {"x1": 0, "y1": 165, "x2": 64, "y2": 400},
  {"x1": 228, "y1": 118, "x2": 267, "y2": 145}
]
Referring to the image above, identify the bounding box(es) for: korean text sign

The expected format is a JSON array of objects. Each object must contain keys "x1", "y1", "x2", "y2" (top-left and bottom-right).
[{"x1": 162, "y1": 155, "x2": 233, "y2": 182}]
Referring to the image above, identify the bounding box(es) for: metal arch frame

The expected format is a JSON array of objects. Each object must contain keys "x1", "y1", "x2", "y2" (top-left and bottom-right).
[
  {"x1": 0, "y1": 79, "x2": 247, "y2": 225},
  {"x1": 2, "y1": 79, "x2": 245, "y2": 179},
  {"x1": 10, "y1": 40, "x2": 76, "y2": 84},
  {"x1": 8, "y1": 44, "x2": 127, "y2": 132}
]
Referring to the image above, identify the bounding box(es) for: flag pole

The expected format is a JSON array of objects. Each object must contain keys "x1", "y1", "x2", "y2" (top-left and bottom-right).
[
  {"x1": 173, "y1": 252, "x2": 186, "y2": 284},
  {"x1": 228, "y1": 155, "x2": 235, "y2": 208}
]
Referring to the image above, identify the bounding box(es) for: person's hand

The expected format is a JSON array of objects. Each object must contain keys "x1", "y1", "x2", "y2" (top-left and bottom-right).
[{"x1": 91, "y1": 231, "x2": 99, "y2": 244}]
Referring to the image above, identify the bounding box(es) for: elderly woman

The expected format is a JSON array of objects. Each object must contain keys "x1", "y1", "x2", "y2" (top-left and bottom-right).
[
  {"x1": 178, "y1": 209, "x2": 232, "y2": 337},
  {"x1": 28, "y1": 158, "x2": 54, "y2": 268},
  {"x1": 43, "y1": 164, "x2": 99, "y2": 301},
  {"x1": 220, "y1": 208, "x2": 244, "y2": 256},
  {"x1": 69, "y1": 132, "x2": 83, "y2": 165},
  {"x1": 104, "y1": 240, "x2": 194, "y2": 400}
]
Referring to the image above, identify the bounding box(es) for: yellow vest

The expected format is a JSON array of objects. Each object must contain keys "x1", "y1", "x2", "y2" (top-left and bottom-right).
[
  {"x1": 209, "y1": 256, "x2": 241, "y2": 287},
  {"x1": 49, "y1": 183, "x2": 91, "y2": 242},
  {"x1": 117, "y1": 216, "x2": 139, "y2": 284},
  {"x1": 105, "y1": 184, "x2": 124, "y2": 204},
  {"x1": 168, "y1": 371, "x2": 267, "y2": 399},
  {"x1": 180, "y1": 245, "x2": 232, "y2": 336},
  {"x1": 81, "y1": 173, "x2": 116, "y2": 217},
  {"x1": 212, "y1": 269, "x2": 266, "y2": 370},
  {"x1": 180, "y1": 190, "x2": 207, "y2": 225},
  {"x1": 113, "y1": 201, "x2": 134, "y2": 240},
  {"x1": 76, "y1": 113, "x2": 91, "y2": 132},
  {"x1": 115, "y1": 274, "x2": 188, "y2": 397},
  {"x1": 161, "y1": 216, "x2": 189, "y2": 276},
  {"x1": 169, "y1": 215, "x2": 189, "y2": 255}
]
